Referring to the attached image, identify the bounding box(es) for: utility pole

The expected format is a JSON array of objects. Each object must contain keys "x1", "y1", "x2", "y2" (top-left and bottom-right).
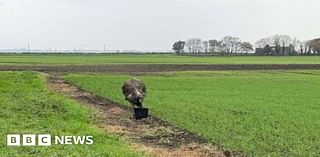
[
  {"x1": 27, "y1": 42, "x2": 30, "y2": 53},
  {"x1": 104, "y1": 44, "x2": 106, "y2": 52}
]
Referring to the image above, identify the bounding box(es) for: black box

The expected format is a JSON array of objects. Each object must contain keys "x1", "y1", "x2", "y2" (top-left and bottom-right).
[{"x1": 134, "y1": 108, "x2": 149, "y2": 120}]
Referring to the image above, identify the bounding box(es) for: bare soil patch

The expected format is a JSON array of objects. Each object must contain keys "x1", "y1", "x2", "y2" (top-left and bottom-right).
[
  {"x1": 47, "y1": 75, "x2": 244, "y2": 157},
  {"x1": 2, "y1": 64, "x2": 320, "y2": 73}
]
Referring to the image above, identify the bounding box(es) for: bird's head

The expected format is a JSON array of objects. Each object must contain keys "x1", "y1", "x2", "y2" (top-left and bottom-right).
[
  {"x1": 135, "y1": 90, "x2": 144, "y2": 107},
  {"x1": 137, "y1": 98, "x2": 143, "y2": 107}
]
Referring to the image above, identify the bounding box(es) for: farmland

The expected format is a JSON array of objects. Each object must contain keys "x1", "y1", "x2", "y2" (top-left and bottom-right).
[
  {"x1": 0, "y1": 54, "x2": 320, "y2": 65},
  {"x1": 65, "y1": 71, "x2": 320, "y2": 156},
  {"x1": 1, "y1": 53, "x2": 320, "y2": 156},
  {"x1": 0, "y1": 72, "x2": 144, "y2": 157},
  {"x1": 1, "y1": 0, "x2": 319, "y2": 156}
]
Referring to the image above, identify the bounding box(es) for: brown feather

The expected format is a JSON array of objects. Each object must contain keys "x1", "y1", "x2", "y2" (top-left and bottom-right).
[{"x1": 122, "y1": 79, "x2": 146, "y2": 107}]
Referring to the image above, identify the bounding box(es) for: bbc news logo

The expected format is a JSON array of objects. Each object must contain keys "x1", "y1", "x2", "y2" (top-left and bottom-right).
[{"x1": 7, "y1": 134, "x2": 93, "y2": 146}]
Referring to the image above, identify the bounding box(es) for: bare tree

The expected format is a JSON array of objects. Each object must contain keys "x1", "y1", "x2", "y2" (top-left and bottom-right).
[
  {"x1": 203, "y1": 41, "x2": 209, "y2": 53},
  {"x1": 291, "y1": 37, "x2": 301, "y2": 54},
  {"x1": 241, "y1": 42, "x2": 253, "y2": 54},
  {"x1": 220, "y1": 36, "x2": 233, "y2": 53},
  {"x1": 235, "y1": 41, "x2": 242, "y2": 53},
  {"x1": 255, "y1": 36, "x2": 274, "y2": 47},
  {"x1": 310, "y1": 38, "x2": 320, "y2": 54},
  {"x1": 231, "y1": 37, "x2": 241, "y2": 53},
  {"x1": 278, "y1": 35, "x2": 292, "y2": 55},
  {"x1": 186, "y1": 38, "x2": 202, "y2": 53},
  {"x1": 172, "y1": 41, "x2": 186, "y2": 54},
  {"x1": 304, "y1": 40, "x2": 312, "y2": 54},
  {"x1": 271, "y1": 35, "x2": 281, "y2": 55},
  {"x1": 256, "y1": 35, "x2": 295, "y2": 55},
  {"x1": 208, "y1": 39, "x2": 220, "y2": 53},
  {"x1": 255, "y1": 38, "x2": 270, "y2": 48},
  {"x1": 299, "y1": 42, "x2": 304, "y2": 54},
  {"x1": 221, "y1": 36, "x2": 240, "y2": 53}
]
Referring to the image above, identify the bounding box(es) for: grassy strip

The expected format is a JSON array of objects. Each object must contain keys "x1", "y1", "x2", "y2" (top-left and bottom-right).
[
  {"x1": 0, "y1": 71, "x2": 145, "y2": 157},
  {"x1": 65, "y1": 71, "x2": 320, "y2": 156}
]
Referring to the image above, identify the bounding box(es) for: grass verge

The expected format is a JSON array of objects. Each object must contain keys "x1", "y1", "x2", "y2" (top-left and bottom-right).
[{"x1": 0, "y1": 71, "x2": 145, "y2": 157}]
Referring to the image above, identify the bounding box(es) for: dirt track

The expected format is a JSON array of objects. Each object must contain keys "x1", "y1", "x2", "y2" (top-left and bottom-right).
[
  {"x1": 1, "y1": 64, "x2": 320, "y2": 73},
  {"x1": 48, "y1": 75, "x2": 244, "y2": 157}
]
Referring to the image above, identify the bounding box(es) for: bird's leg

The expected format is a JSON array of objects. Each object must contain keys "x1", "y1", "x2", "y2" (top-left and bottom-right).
[{"x1": 128, "y1": 102, "x2": 134, "y2": 118}]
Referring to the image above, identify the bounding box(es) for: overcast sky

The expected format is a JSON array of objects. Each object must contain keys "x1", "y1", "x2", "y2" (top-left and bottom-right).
[{"x1": 0, "y1": 0, "x2": 319, "y2": 50}]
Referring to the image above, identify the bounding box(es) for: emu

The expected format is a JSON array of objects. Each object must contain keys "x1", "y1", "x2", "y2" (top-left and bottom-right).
[{"x1": 122, "y1": 79, "x2": 146, "y2": 112}]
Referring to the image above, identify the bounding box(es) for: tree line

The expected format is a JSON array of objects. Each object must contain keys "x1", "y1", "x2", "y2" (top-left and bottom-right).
[
  {"x1": 173, "y1": 35, "x2": 320, "y2": 55},
  {"x1": 255, "y1": 35, "x2": 320, "y2": 55},
  {"x1": 173, "y1": 36, "x2": 253, "y2": 54}
]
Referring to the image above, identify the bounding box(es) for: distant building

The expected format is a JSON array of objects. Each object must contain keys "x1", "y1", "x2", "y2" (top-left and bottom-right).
[
  {"x1": 255, "y1": 45, "x2": 294, "y2": 55},
  {"x1": 255, "y1": 48, "x2": 265, "y2": 55}
]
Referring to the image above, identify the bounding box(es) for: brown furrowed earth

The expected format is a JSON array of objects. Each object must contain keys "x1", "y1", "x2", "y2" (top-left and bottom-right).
[
  {"x1": 47, "y1": 75, "x2": 244, "y2": 157},
  {"x1": 1, "y1": 64, "x2": 320, "y2": 73}
]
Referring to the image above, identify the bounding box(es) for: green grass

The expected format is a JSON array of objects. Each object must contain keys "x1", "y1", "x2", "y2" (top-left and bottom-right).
[
  {"x1": 65, "y1": 71, "x2": 320, "y2": 157},
  {"x1": 0, "y1": 71, "x2": 145, "y2": 157},
  {"x1": 1, "y1": 54, "x2": 320, "y2": 65}
]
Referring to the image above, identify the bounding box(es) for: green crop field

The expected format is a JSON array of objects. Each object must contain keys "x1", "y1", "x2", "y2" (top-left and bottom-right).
[
  {"x1": 65, "y1": 71, "x2": 320, "y2": 156},
  {"x1": 0, "y1": 72, "x2": 144, "y2": 157},
  {"x1": 0, "y1": 54, "x2": 320, "y2": 65}
]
